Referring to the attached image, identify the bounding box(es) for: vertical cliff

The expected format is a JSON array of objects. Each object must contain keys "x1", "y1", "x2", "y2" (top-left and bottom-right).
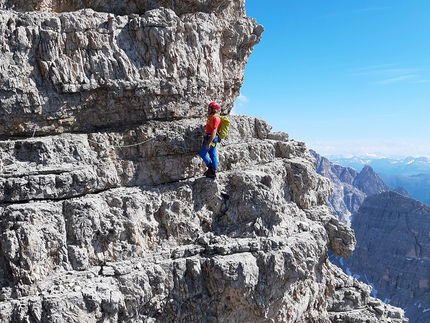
[
  {"x1": 0, "y1": 1, "x2": 408, "y2": 322},
  {"x1": 338, "y1": 192, "x2": 430, "y2": 323}
]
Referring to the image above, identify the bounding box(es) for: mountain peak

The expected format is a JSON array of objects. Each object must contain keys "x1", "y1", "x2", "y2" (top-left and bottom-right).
[{"x1": 354, "y1": 165, "x2": 391, "y2": 196}]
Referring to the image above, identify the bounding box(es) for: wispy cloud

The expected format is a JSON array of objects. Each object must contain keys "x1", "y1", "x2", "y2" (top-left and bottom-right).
[
  {"x1": 323, "y1": 7, "x2": 390, "y2": 18},
  {"x1": 231, "y1": 94, "x2": 249, "y2": 115},
  {"x1": 237, "y1": 94, "x2": 249, "y2": 104},
  {"x1": 349, "y1": 64, "x2": 427, "y2": 84},
  {"x1": 351, "y1": 64, "x2": 396, "y2": 72},
  {"x1": 374, "y1": 75, "x2": 417, "y2": 84},
  {"x1": 308, "y1": 138, "x2": 430, "y2": 158}
]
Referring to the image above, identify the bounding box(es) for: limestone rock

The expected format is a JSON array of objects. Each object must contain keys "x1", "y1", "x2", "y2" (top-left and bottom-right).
[
  {"x1": 0, "y1": 117, "x2": 408, "y2": 322},
  {"x1": 353, "y1": 165, "x2": 391, "y2": 196},
  {"x1": 339, "y1": 191, "x2": 430, "y2": 323},
  {"x1": 0, "y1": 4, "x2": 262, "y2": 136},
  {"x1": 327, "y1": 263, "x2": 408, "y2": 323},
  {"x1": 0, "y1": 0, "x2": 246, "y2": 17}
]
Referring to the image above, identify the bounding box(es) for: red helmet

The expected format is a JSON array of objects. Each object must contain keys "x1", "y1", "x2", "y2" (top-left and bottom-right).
[{"x1": 208, "y1": 101, "x2": 221, "y2": 111}]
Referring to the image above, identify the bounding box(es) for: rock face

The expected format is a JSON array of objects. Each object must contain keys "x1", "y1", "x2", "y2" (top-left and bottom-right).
[
  {"x1": 339, "y1": 192, "x2": 430, "y2": 323},
  {"x1": 0, "y1": 1, "x2": 408, "y2": 322},
  {"x1": 354, "y1": 165, "x2": 392, "y2": 196},
  {"x1": 2, "y1": 115, "x2": 399, "y2": 323},
  {"x1": 0, "y1": 0, "x2": 263, "y2": 137},
  {"x1": 313, "y1": 151, "x2": 392, "y2": 225},
  {"x1": 0, "y1": 0, "x2": 244, "y2": 16}
]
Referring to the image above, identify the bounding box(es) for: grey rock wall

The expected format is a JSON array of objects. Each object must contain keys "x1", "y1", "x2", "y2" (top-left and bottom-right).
[
  {"x1": 339, "y1": 191, "x2": 430, "y2": 323},
  {"x1": 0, "y1": 117, "x2": 407, "y2": 322},
  {"x1": 0, "y1": 0, "x2": 245, "y2": 16},
  {"x1": 0, "y1": 1, "x2": 262, "y2": 137}
]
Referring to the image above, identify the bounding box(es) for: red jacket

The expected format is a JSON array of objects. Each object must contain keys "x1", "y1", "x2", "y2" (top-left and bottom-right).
[{"x1": 206, "y1": 114, "x2": 221, "y2": 134}]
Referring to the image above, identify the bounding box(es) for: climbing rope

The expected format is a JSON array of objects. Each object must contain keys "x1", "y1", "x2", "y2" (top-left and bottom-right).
[
  {"x1": 87, "y1": 136, "x2": 156, "y2": 148},
  {"x1": 87, "y1": 133, "x2": 203, "y2": 149}
]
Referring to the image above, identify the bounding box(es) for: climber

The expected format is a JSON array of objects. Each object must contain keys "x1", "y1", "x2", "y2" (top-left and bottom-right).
[{"x1": 199, "y1": 101, "x2": 221, "y2": 179}]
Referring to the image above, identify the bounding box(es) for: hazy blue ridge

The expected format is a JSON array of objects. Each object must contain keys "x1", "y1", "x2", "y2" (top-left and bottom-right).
[{"x1": 329, "y1": 156, "x2": 430, "y2": 205}]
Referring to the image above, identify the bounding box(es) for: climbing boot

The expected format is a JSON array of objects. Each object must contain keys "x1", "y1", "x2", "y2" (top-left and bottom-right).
[
  {"x1": 205, "y1": 168, "x2": 216, "y2": 180},
  {"x1": 204, "y1": 166, "x2": 213, "y2": 177},
  {"x1": 209, "y1": 169, "x2": 216, "y2": 180}
]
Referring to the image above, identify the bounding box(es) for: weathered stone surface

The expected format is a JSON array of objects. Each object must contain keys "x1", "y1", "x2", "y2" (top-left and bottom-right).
[
  {"x1": 0, "y1": 0, "x2": 246, "y2": 17},
  {"x1": 327, "y1": 264, "x2": 409, "y2": 323},
  {"x1": 313, "y1": 153, "x2": 430, "y2": 323},
  {"x1": 338, "y1": 191, "x2": 430, "y2": 323},
  {"x1": 0, "y1": 4, "x2": 262, "y2": 137},
  {"x1": 0, "y1": 116, "x2": 408, "y2": 322}
]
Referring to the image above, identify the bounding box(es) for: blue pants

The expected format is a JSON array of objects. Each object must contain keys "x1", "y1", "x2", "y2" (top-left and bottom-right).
[{"x1": 199, "y1": 135, "x2": 220, "y2": 169}]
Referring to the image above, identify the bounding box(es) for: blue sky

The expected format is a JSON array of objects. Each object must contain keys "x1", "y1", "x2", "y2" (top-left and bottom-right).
[{"x1": 233, "y1": 1, "x2": 430, "y2": 158}]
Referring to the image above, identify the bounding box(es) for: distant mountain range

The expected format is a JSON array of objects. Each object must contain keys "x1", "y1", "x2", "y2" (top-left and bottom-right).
[
  {"x1": 329, "y1": 156, "x2": 430, "y2": 176},
  {"x1": 311, "y1": 151, "x2": 406, "y2": 225},
  {"x1": 312, "y1": 151, "x2": 430, "y2": 323},
  {"x1": 329, "y1": 156, "x2": 430, "y2": 205}
]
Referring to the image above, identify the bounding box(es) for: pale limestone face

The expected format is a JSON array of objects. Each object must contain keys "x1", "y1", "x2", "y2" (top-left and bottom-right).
[{"x1": 0, "y1": 5, "x2": 262, "y2": 137}]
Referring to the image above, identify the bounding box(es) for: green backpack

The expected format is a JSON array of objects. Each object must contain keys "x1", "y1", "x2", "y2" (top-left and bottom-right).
[{"x1": 218, "y1": 115, "x2": 231, "y2": 140}]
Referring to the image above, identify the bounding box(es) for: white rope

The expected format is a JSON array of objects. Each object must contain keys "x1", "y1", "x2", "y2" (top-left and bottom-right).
[{"x1": 87, "y1": 136, "x2": 156, "y2": 148}]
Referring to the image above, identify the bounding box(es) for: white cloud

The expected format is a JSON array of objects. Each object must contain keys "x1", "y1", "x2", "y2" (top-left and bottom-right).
[
  {"x1": 307, "y1": 138, "x2": 430, "y2": 158},
  {"x1": 231, "y1": 94, "x2": 249, "y2": 115},
  {"x1": 350, "y1": 65, "x2": 426, "y2": 84},
  {"x1": 237, "y1": 94, "x2": 249, "y2": 104},
  {"x1": 374, "y1": 75, "x2": 417, "y2": 84}
]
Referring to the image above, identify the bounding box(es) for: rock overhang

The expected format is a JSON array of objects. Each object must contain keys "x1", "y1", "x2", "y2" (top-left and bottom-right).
[{"x1": 0, "y1": 1, "x2": 263, "y2": 137}]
